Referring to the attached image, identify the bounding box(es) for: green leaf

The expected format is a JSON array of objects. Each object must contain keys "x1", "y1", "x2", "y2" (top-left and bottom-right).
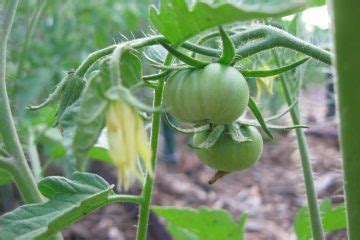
[
  {"x1": 76, "y1": 73, "x2": 108, "y2": 125},
  {"x1": 152, "y1": 206, "x2": 247, "y2": 240},
  {"x1": 0, "y1": 169, "x2": 12, "y2": 186},
  {"x1": 73, "y1": 73, "x2": 107, "y2": 168},
  {"x1": 247, "y1": 97, "x2": 273, "y2": 139},
  {"x1": 0, "y1": 172, "x2": 114, "y2": 240},
  {"x1": 294, "y1": 199, "x2": 347, "y2": 240},
  {"x1": 150, "y1": 0, "x2": 324, "y2": 45},
  {"x1": 88, "y1": 146, "x2": 113, "y2": 164},
  {"x1": 167, "y1": 223, "x2": 198, "y2": 240}
]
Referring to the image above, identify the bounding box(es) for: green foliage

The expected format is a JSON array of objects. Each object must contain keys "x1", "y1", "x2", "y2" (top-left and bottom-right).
[
  {"x1": 0, "y1": 172, "x2": 115, "y2": 240},
  {"x1": 294, "y1": 199, "x2": 347, "y2": 240},
  {"x1": 153, "y1": 206, "x2": 248, "y2": 240},
  {"x1": 73, "y1": 73, "x2": 107, "y2": 167},
  {"x1": 0, "y1": 169, "x2": 12, "y2": 186},
  {"x1": 150, "y1": 0, "x2": 325, "y2": 45}
]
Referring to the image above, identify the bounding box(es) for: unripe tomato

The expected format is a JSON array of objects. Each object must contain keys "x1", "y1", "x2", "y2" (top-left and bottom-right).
[
  {"x1": 193, "y1": 126, "x2": 263, "y2": 172},
  {"x1": 163, "y1": 63, "x2": 249, "y2": 124}
]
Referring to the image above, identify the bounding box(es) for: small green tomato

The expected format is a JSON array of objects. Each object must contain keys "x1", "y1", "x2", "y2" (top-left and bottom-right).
[
  {"x1": 193, "y1": 126, "x2": 263, "y2": 172},
  {"x1": 163, "y1": 63, "x2": 249, "y2": 124}
]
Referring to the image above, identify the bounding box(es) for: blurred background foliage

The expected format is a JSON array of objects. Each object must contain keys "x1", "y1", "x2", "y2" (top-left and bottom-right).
[{"x1": 7, "y1": 0, "x2": 151, "y2": 120}]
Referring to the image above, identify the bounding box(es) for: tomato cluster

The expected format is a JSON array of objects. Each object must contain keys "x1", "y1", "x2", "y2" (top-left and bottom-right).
[{"x1": 163, "y1": 63, "x2": 263, "y2": 174}]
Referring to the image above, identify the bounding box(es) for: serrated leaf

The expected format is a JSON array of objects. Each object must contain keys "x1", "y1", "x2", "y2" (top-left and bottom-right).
[
  {"x1": 150, "y1": 0, "x2": 325, "y2": 45},
  {"x1": 0, "y1": 172, "x2": 114, "y2": 240},
  {"x1": 294, "y1": 199, "x2": 347, "y2": 240},
  {"x1": 153, "y1": 206, "x2": 247, "y2": 240}
]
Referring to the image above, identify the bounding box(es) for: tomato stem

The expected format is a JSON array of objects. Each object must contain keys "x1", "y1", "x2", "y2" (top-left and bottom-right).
[
  {"x1": 73, "y1": 25, "x2": 331, "y2": 80},
  {"x1": 0, "y1": 0, "x2": 44, "y2": 204},
  {"x1": 135, "y1": 54, "x2": 173, "y2": 240},
  {"x1": 272, "y1": 49, "x2": 324, "y2": 240}
]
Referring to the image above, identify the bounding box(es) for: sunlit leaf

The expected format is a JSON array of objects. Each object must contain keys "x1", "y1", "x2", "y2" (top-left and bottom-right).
[
  {"x1": 153, "y1": 206, "x2": 248, "y2": 240},
  {"x1": 150, "y1": 0, "x2": 325, "y2": 45},
  {"x1": 294, "y1": 199, "x2": 347, "y2": 240}
]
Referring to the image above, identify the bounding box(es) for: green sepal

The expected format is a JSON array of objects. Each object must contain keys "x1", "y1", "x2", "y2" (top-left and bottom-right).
[
  {"x1": 163, "y1": 112, "x2": 210, "y2": 134},
  {"x1": 158, "y1": 40, "x2": 209, "y2": 68},
  {"x1": 27, "y1": 75, "x2": 69, "y2": 111},
  {"x1": 239, "y1": 119, "x2": 308, "y2": 130},
  {"x1": 265, "y1": 99, "x2": 298, "y2": 122},
  {"x1": 151, "y1": 63, "x2": 190, "y2": 71},
  {"x1": 248, "y1": 97, "x2": 273, "y2": 139},
  {"x1": 189, "y1": 125, "x2": 225, "y2": 149},
  {"x1": 227, "y1": 122, "x2": 252, "y2": 143},
  {"x1": 240, "y1": 57, "x2": 310, "y2": 77},
  {"x1": 217, "y1": 26, "x2": 236, "y2": 65},
  {"x1": 143, "y1": 71, "x2": 170, "y2": 81}
]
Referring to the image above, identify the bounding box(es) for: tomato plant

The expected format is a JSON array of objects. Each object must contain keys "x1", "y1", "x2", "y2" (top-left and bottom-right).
[{"x1": 0, "y1": 0, "x2": 356, "y2": 240}]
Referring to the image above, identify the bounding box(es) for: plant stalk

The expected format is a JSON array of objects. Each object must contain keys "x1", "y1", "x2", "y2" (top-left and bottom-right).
[
  {"x1": 136, "y1": 54, "x2": 172, "y2": 240},
  {"x1": 272, "y1": 50, "x2": 324, "y2": 240},
  {"x1": 0, "y1": 0, "x2": 44, "y2": 204},
  {"x1": 74, "y1": 26, "x2": 331, "y2": 79},
  {"x1": 329, "y1": 1, "x2": 360, "y2": 239}
]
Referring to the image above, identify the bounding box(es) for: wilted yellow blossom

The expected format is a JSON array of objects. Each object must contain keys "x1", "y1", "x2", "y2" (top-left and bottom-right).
[{"x1": 106, "y1": 100, "x2": 152, "y2": 190}]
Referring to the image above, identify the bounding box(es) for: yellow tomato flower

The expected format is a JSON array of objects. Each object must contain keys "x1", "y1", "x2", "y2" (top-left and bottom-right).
[{"x1": 106, "y1": 100, "x2": 152, "y2": 190}]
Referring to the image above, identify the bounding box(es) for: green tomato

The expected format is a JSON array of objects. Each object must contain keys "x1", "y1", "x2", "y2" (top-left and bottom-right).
[
  {"x1": 193, "y1": 126, "x2": 263, "y2": 172},
  {"x1": 163, "y1": 63, "x2": 249, "y2": 124}
]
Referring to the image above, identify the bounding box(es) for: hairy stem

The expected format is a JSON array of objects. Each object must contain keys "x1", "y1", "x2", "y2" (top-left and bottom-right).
[
  {"x1": 329, "y1": 1, "x2": 360, "y2": 239},
  {"x1": 136, "y1": 54, "x2": 172, "y2": 240},
  {"x1": 272, "y1": 50, "x2": 324, "y2": 239},
  {"x1": 28, "y1": 127, "x2": 42, "y2": 182},
  {"x1": 107, "y1": 194, "x2": 143, "y2": 204},
  {"x1": 233, "y1": 26, "x2": 332, "y2": 64},
  {"x1": 74, "y1": 25, "x2": 331, "y2": 79},
  {"x1": 0, "y1": 0, "x2": 43, "y2": 203}
]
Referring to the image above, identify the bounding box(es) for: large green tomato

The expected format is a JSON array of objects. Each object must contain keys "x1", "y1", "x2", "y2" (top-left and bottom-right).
[
  {"x1": 193, "y1": 126, "x2": 263, "y2": 172},
  {"x1": 163, "y1": 63, "x2": 249, "y2": 124}
]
